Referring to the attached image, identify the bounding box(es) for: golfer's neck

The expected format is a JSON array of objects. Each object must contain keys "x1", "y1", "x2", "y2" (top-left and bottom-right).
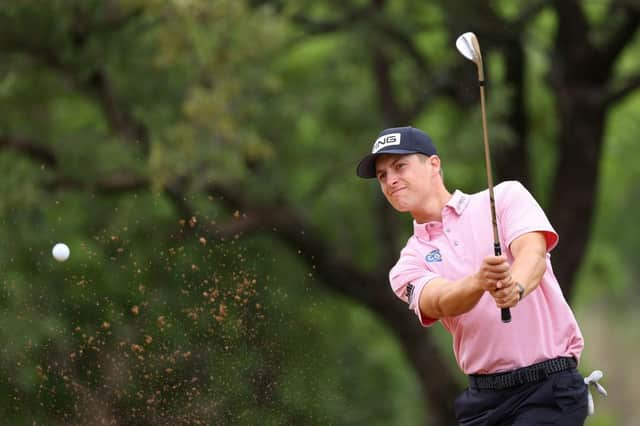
[{"x1": 411, "y1": 189, "x2": 452, "y2": 224}]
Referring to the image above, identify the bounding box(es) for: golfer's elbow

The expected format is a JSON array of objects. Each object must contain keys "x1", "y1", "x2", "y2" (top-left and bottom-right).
[
  {"x1": 419, "y1": 295, "x2": 443, "y2": 319},
  {"x1": 419, "y1": 281, "x2": 456, "y2": 319}
]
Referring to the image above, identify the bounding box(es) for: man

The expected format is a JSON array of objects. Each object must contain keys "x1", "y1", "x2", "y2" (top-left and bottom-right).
[{"x1": 356, "y1": 126, "x2": 591, "y2": 425}]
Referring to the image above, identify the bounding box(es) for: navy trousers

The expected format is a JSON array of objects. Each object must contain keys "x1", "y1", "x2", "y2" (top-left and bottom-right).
[{"x1": 454, "y1": 369, "x2": 589, "y2": 425}]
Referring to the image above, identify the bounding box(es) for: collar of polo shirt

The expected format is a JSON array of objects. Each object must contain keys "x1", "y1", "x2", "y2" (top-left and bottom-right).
[{"x1": 413, "y1": 190, "x2": 469, "y2": 240}]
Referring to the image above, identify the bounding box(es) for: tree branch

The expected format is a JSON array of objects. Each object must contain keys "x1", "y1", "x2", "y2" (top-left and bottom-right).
[
  {"x1": 85, "y1": 69, "x2": 149, "y2": 151},
  {"x1": 551, "y1": 0, "x2": 590, "y2": 47},
  {"x1": 0, "y1": 136, "x2": 57, "y2": 166},
  {"x1": 0, "y1": 135, "x2": 150, "y2": 194},
  {"x1": 514, "y1": 0, "x2": 552, "y2": 27},
  {"x1": 1, "y1": 11, "x2": 149, "y2": 152},
  {"x1": 0, "y1": 136, "x2": 268, "y2": 249},
  {"x1": 373, "y1": 19, "x2": 429, "y2": 77},
  {"x1": 598, "y1": 5, "x2": 640, "y2": 74},
  {"x1": 203, "y1": 181, "x2": 461, "y2": 426},
  {"x1": 44, "y1": 172, "x2": 149, "y2": 194},
  {"x1": 606, "y1": 72, "x2": 640, "y2": 105},
  {"x1": 204, "y1": 183, "x2": 384, "y2": 294},
  {"x1": 291, "y1": 7, "x2": 374, "y2": 35}
]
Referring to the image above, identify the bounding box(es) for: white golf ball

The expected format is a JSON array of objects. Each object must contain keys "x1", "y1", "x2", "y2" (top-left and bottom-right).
[{"x1": 52, "y1": 243, "x2": 70, "y2": 262}]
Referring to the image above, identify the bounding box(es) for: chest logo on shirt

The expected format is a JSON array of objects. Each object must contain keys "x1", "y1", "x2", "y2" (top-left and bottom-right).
[{"x1": 425, "y1": 249, "x2": 442, "y2": 263}]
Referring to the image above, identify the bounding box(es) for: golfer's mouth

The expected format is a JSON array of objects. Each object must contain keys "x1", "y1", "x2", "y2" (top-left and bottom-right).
[{"x1": 390, "y1": 187, "x2": 407, "y2": 196}]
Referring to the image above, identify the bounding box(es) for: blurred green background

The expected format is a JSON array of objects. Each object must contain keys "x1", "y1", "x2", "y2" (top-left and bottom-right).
[{"x1": 1, "y1": 1, "x2": 638, "y2": 425}]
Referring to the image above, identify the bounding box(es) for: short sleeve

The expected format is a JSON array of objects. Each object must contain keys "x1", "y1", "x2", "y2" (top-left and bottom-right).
[
  {"x1": 497, "y1": 181, "x2": 558, "y2": 251},
  {"x1": 389, "y1": 243, "x2": 440, "y2": 326}
]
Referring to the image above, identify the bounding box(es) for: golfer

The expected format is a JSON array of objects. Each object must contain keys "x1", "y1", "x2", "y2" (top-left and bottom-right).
[{"x1": 357, "y1": 126, "x2": 589, "y2": 425}]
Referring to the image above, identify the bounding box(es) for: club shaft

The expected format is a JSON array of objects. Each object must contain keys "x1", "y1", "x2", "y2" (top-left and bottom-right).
[
  {"x1": 479, "y1": 83, "x2": 512, "y2": 324},
  {"x1": 479, "y1": 85, "x2": 499, "y2": 246}
]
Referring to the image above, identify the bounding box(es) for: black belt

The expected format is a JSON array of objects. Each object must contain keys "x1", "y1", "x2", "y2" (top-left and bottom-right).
[{"x1": 469, "y1": 357, "x2": 577, "y2": 390}]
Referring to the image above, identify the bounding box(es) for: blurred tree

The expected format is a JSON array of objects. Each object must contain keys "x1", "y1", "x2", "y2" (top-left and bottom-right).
[{"x1": 1, "y1": 0, "x2": 639, "y2": 425}]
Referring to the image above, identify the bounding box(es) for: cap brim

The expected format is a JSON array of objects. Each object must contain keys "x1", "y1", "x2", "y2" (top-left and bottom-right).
[{"x1": 356, "y1": 149, "x2": 421, "y2": 178}]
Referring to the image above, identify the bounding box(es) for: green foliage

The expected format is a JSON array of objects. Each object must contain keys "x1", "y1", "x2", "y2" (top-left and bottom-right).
[
  {"x1": 0, "y1": 195, "x2": 423, "y2": 424},
  {"x1": 574, "y1": 91, "x2": 640, "y2": 307},
  {"x1": 1, "y1": 0, "x2": 639, "y2": 424},
  {"x1": 1, "y1": 3, "x2": 427, "y2": 423}
]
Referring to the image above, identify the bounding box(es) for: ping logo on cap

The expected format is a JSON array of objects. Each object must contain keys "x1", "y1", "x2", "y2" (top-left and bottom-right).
[{"x1": 372, "y1": 132, "x2": 401, "y2": 153}]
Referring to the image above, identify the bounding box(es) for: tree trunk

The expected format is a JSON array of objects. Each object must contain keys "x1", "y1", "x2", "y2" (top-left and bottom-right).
[
  {"x1": 549, "y1": 88, "x2": 605, "y2": 297},
  {"x1": 376, "y1": 304, "x2": 460, "y2": 426}
]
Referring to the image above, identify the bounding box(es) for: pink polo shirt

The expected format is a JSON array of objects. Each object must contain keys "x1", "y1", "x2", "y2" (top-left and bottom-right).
[{"x1": 389, "y1": 181, "x2": 584, "y2": 374}]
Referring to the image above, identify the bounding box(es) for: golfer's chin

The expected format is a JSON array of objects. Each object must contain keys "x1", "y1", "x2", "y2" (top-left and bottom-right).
[{"x1": 389, "y1": 199, "x2": 413, "y2": 213}]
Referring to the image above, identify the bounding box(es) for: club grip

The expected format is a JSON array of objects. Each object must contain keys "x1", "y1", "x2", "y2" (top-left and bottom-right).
[
  {"x1": 494, "y1": 243, "x2": 512, "y2": 323},
  {"x1": 501, "y1": 307, "x2": 511, "y2": 323}
]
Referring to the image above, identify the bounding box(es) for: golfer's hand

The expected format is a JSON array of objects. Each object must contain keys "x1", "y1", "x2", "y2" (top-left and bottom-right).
[
  {"x1": 476, "y1": 255, "x2": 510, "y2": 292},
  {"x1": 490, "y1": 274, "x2": 519, "y2": 309}
]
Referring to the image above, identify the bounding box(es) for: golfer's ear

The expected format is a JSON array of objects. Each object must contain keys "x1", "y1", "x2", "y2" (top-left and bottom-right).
[{"x1": 429, "y1": 155, "x2": 441, "y2": 173}]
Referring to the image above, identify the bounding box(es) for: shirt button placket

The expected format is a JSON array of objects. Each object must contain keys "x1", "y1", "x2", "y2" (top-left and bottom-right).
[{"x1": 444, "y1": 217, "x2": 462, "y2": 253}]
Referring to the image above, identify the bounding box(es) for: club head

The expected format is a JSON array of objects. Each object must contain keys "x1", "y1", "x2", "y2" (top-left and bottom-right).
[{"x1": 456, "y1": 32, "x2": 481, "y2": 63}]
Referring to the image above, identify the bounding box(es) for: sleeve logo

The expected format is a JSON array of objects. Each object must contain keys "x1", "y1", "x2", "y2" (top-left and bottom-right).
[{"x1": 406, "y1": 283, "x2": 414, "y2": 304}]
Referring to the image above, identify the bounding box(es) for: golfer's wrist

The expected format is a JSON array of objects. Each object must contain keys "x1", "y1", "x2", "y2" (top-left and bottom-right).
[
  {"x1": 516, "y1": 282, "x2": 525, "y2": 300},
  {"x1": 470, "y1": 273, "x2": 485, "y2": 294}
]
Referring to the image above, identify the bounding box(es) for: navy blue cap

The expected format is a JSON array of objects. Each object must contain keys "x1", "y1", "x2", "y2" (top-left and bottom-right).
[{"x1": 356, "y1": 126, "x2": 437, "y2": 178}]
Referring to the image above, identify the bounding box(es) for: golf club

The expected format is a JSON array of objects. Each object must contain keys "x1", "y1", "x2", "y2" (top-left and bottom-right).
[{"x1": 456, "y1": 31, "x2": 511, "y2": 324}]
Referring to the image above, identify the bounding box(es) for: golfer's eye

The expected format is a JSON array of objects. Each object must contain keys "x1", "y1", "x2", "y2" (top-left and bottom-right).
[
  {"x1": 377, "y1": 172, "x2": 386, "y2": 181},
  {"x1": 396, "y1": 163, "x2": 405, "y2": 170}
]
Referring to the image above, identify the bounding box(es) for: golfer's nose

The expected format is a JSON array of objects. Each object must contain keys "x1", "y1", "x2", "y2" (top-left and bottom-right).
[{"x1": 388, "y1": 171, "x2": 400, "y2": 186}]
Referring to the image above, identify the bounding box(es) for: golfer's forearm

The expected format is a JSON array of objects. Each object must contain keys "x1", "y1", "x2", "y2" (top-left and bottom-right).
[
  {"x1": 418, "y1": 275, "x2": 484, "y2": 318},
  {"x1": 510, "y1": 251, "x2": 546, "y2": 297},
  {"x1": 509, "y1": 233, "x2": 548, "y2": 297}
]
